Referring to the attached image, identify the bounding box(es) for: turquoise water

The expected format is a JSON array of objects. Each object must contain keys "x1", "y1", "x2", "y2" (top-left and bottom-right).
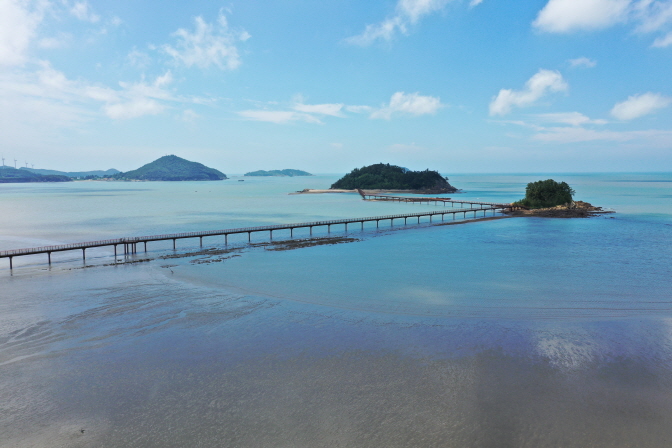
[{"x1": 1, "y1": 173, "x2": 672, "y2": 447}]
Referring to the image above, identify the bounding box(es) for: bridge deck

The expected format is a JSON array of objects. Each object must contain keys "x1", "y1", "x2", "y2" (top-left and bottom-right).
[
  {"x1": 358, "y1": 191, "x2": 511, "y2": 208},
  {"x1": 1, "y1": 206, "x2": 502, "y2": 268}
]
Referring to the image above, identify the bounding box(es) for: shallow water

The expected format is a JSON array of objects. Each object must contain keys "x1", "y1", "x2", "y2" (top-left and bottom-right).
[{"x1": 1, "y1": 173, "x2": 671, "y2": 447}]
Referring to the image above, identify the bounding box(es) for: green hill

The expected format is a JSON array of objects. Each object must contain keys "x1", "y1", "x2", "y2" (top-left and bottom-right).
[
  {"x1": 245, "y1": 169, "x2": 313, "y2": 177},
  {"x1": 20, "y1": 167, "x2": 120, "y2": 178},
  {"x1": 331, "y1": 163, "x2": 457, "y2": 193},
  {"x1": 114, "y1": 155, "x2": 227, "y2": 181},
  {"x1": 0, "y1": 166, "x2": 72, "y2": 183}
]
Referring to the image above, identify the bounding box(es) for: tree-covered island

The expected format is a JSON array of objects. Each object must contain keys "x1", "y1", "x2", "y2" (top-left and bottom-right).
[
  {"x1": 113, "y1": 155, "x2": 227, "y2": 181},
  {"x1": 506, "y1": 179, "x2": 610, "y2": 217},
  {"x1": 330, "y1": 163, "x2": 457, "y2": 193},
  {"x1": 0, "y1": 166, "x2": 71, "y2": 183}
]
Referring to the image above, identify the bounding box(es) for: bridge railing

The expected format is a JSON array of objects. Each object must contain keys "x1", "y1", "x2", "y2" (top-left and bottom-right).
[{"x1": 0, "y1": 206, "x2": 499, "y2": 258}]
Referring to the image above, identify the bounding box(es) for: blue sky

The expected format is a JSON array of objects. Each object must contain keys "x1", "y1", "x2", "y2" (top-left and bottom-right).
[{"x1": 1, "y1": 0, "x2": 671, "y2": 173}]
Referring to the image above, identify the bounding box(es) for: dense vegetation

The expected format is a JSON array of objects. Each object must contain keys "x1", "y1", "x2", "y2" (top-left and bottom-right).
[
  {"x1": 331, "y1": 163, "x2": 456, "y2": 192},
  {"x1": 0, "y1": 166, "x2": 71, "y2": 183},
  {"x1": 114, "y1": 155, "x2": 227, "y2": 181},
  {"x1": 514, "y1": 179, "x2": 575, "y2": 208},
  {"x1": 245, "y1": 169, "x2": 313, "y2": 177}
]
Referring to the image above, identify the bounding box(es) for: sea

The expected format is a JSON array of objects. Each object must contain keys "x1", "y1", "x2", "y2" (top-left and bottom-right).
[{"x1": 1, "y1": 173, "x2": 671, "y2": 447}]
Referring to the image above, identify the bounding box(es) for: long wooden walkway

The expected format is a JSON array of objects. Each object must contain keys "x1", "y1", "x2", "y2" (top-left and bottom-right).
[
  {"x1": 357, "y1": 190, "x2": 514, "y2": 209},
  {"x1": 1, "y1": 206, "x2": 502, "y2": 269}
]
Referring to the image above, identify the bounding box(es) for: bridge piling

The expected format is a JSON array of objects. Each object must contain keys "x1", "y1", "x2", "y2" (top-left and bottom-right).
[
  {"x1": 82, "y1": 248, "x2": 85, "y2": 261},
  {"x1": 48, "y1": 252, "x2": 51, "y2": 265}
]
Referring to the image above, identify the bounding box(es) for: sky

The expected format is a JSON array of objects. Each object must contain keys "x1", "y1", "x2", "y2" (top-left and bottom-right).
[{"x1": 1, "y1": 0, "x2": 671, "y2": 174}]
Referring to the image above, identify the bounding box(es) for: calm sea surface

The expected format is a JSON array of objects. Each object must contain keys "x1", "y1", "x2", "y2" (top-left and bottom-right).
[{"x1": 1, "y1": 173, "x2": 671, "y2": 447}]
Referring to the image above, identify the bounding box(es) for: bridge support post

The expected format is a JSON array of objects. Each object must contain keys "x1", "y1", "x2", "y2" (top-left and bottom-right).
[
  {"x1": 270, "y1": 230, "x2": 273, "y2": 239},
  {"x1": 114, "y1": 245, "x2": 117, "y2": 258},
  {"x1": 144, "y1": 242, "x2": 147, "y2": 252},
  {"x1": 345, "y1": 223, "x2": 348, "y2": 232},
  {"x1": 200, "y1": 237, "x2": 203, "y2": 247},
  {"x1": 328, "y1": 225, "x2": 330, "y2": 233},
  {"x1": 248, "y1": 232, "x2": 251, "y2": 242},
  {"x1": 310, "y1": 226, "x2": 312, "y2": 236},
  {"x1": 173, "y1": 239, "x2": 176, "y2": 250},
  {"x1": 430, "y1": 215, "x2": 432, "y2": 223},
  {"x1": 405, "y1": 217, "x2": 407, "y2": 224},
  {"x1": 225, "y1": 234, "x2": 228, "y2": 245},
  {"x1": 47, "y1": 252, "x2": 51, "y2": 265},
  {"x1": 82, "y1": 248, "x2": 85, "y2": 261},
  {"x1": 376, "y1": 220, "x2": 379, "y2": 228},
  {"x1": 417, "y1": 217, "x2": 420, "y2": 224},
  {"x1": 9, "y1": 257, "x2": 12, "y2": 270},
  {"x1": 361, "y1": 221, "x2": 364, "y2": 230}
]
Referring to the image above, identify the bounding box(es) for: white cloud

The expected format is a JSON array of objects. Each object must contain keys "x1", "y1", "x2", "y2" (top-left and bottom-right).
[
  {"x1": 489, "y1": 69, "x2": 568, "y2": 116},
  {"x1": 371, "y1": 91, "x2": 442, "y2": 119},
  {"x1": 345, "y1": 105, "x2": 373, "y2": 113},
  {"x1": 469, "y1": 0, "x2": 484, "y2": 6},
  {"x1": 568, "y1": 56, "x2": 597, "y2": 68},
  {"x1": 535, "y1": 112, "x2": 607, "y2": 126},
  {"x1": 293, "y1": 102, "x2": 344, "y2": 117},
  {"x1": 532, "y1": 126, "x2": 672, "y2": 144},
  {"x1": 610, "y1": 92, "x2": 672, "y2": 120},
  {"x1": 163, "y1": 13, "x2": 249, "y2": 70},
  {"x1": 0, "y1": 0, "x2": 44, "y2": 66},
  {"x1": 533, "y1": 0, "x2": 630, "y2": 32},
  {"x1": 652, "y1": 31, "x2": 672, "y2": 47},
  {"x1": 346, "y1": 0, "x2": 453, "y2": 45},
  {"x1": 238, "y1": 110, "x2": 322, "y2": 124},
  {"x1": 70, "y1": 1, "x2": 100, "y2": 23},
  {"x1": 534, "y1": 0, "x2": 672, "y2": 46},
  {"x1": 103, "y1": 98, "x2": 164, "y2": 120}
]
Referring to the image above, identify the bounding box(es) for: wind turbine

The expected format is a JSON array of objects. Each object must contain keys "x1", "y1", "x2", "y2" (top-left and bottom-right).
[
  {"x1": 25, "y1": 161, "x2": 28, "y2": 168},
  {"x1": 1, "y1": 156, "x2": 5, "y2": 167},
  {"x1": 14, "y1": 159, "x2": 17, "y2": 169}
]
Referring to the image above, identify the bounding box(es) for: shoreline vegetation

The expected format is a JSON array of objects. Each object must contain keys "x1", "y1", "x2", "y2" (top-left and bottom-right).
[
  {"x1": 330, "y1": 163, "x2": 458, "y2": 194},
  {"x1": 504, "y1": 201, "x2": 613, "y2": 218}
]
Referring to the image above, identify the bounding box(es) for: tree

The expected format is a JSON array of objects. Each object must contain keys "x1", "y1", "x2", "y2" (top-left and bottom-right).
[{"x1": 515, "y1": 179, "x2": 575, "y2": 208}]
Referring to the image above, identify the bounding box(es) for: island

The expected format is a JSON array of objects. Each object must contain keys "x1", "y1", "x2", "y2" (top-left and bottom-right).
[
  {"x1": 0, "y1": 166, "x2": 71, "y2": 183},
  {"x1": 113, "y1": 155, "x2": 227, "y2": 181},
  {"x1": 20, "y1": 167, "x2": 120, "y2": 179},
  {"x1": 504, "y1": 179, "x2": 610, "y2": 218},
  {"x1": 329, "y1": 163, "x2": 457, "y2": 194},
  {"x1": 245, "y1": 169, "x2": 313, "y2": 177}
]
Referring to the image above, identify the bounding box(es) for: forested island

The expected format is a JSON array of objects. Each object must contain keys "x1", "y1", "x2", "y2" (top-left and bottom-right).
[
  {"x1": 113, "y1": 155, "x2": 227, "y2": 181},
  {"x1": 330, "y1": 163, "x2": 457, "y2": 193},
  {"x1": 21, "y1": 167, "x2": 120, "y2": 179},
  {"x1": 0, "y1": 166, "x2": 71, "y2": 183},
  {"x1": 245, "y1": 169, "x2": 312, "y2": 177},
  {"x1": 505, "y1": 179, "x2": 609, "y2": 218}
]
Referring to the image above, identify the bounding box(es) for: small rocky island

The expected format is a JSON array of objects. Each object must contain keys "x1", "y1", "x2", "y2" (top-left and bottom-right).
[
  {"x1": 245, "y1": 169, "x2": 312, "y2": 177},
  {"x1": 329, "y1": 163, "x2": 457, "y2": 194},
  {"x1": 0, "y1": 166, "x2": 71, "y2": 183},
  {"x1": 113, "y1": 155, "x2": 227, "y2": 181},
  {"x1": 504, "y1": 179, "x2": 610, "y2": 218}
]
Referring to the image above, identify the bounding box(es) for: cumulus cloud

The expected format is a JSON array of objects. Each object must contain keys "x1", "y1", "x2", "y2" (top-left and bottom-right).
[
  {"x1": 535, "y1": 111, "x2": 607, "y2": 126},
  {"x1": 469, "y1": 0, "x2": 484, "y2": 6},
  {"x1": 70, "y1": 1, "x2": 100, "y2": 23},
  {"x1": 489, "y1": 69, "x2": 568, "y2": 116},
  {"x1": 346, "y1": 0, "x2": 454, "y2": 45},
  {"x1": 371, "y1": 92, "x2": 442, "y2": 119},
  {"x1": 0, "y1": 0, "x2": 45, "y2": 66},
  {"x1": 533, "y1": 0, "x2": 630, "y2": 32},
  {"x1": 532, "y1": 126, "x2": 672, "y2": 144},
  {"x1": 568, "y1": 56, "x2": 597, "y2": 68},
  {"x1": 534, "y1": 0, "x2": 672, "y2": 46},
  {"x1": 610, "y1": 92, "x2": 672, "y2": 120},
  {"x1": 163, "y1": 13, "x2": 249, "y2": 70}
]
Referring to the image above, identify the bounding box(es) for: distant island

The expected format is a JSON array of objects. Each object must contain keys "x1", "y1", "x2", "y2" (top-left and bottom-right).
[
  {"x1": 0, "y1": 166, "x2": 71, "y2": 183},
  {"x1": 245, "y1": 169, "x2": 313, "y2": 177},
  {"x1": 20, "y1": 167, "x2": 120, "y2": 179},
  {"x1": 113, "y1": 155, "x2": 227, "y2": 181},
  {"x1": 330, "y1": 163, "x2": 457, "y2": 193}
]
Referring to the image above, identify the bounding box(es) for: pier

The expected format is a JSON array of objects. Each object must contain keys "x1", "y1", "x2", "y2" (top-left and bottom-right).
[
  {"x1": 1, "y1": 205, "x2": 511, "y2": 269},
  {"x1": 356, "y1": 189, "x2": 517, "y2": 209}
]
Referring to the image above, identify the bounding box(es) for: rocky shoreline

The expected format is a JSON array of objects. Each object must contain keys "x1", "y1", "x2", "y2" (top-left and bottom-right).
[{"x1": 503, "y1": 201, "x2": 614, "y2": 218}]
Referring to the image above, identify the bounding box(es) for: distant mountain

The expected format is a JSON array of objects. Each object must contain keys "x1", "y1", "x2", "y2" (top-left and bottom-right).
[
  {"x1": 331, "y1": 163, "x2": 457, "y2": 193},
  {"x1": 114, "y1": 155, "x2": 227, "y2": 181},
  {"x1": 0, "y1": 166, "x2": 72, "y2": 183},
  {"x1": 20, "y1": 167, "x2": 120, "y2": 178},
  {"x1": 244, "y1": 169, "x2": 313, "y2": 177}
]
